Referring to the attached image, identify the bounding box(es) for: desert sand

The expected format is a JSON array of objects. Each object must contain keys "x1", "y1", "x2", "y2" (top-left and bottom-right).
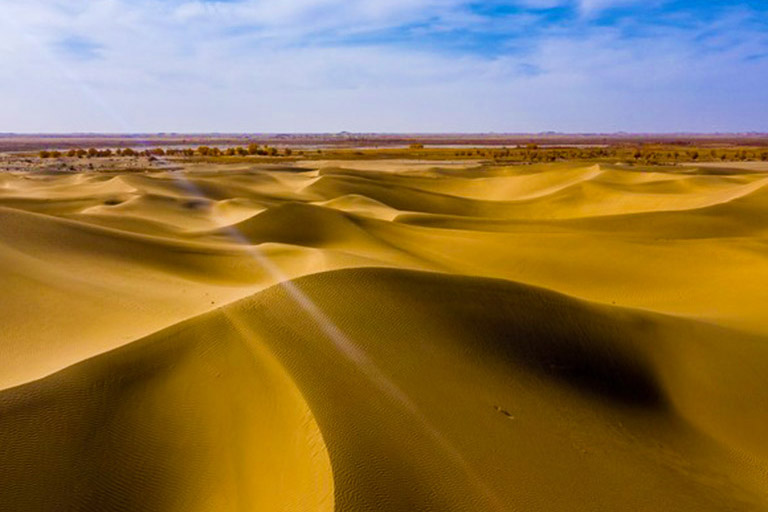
[{"x1": 1, "y1": 160, "x2": 768, "y2": 510}]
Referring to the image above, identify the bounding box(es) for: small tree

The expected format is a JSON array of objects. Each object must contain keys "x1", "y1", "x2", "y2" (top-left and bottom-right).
[
  {"x1": 87, "y1": 148, "x2": 98, "y2": 158},
  {"x1": 197, "y1": 146, "x2": 211, "y2": 156},
  {"x1": 248, "y1": 143, "x2": 259, "y2": 155},
  {"x1": 39, "y1": 150, "x2": 50, "y2": 158}
]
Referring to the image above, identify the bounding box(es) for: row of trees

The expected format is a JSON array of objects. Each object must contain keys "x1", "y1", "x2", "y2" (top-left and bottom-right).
[
  {"x1": 39, "y1": 144, "x2": 293, "y2": 159},
  {"x1": 40, "y1": 147, "x2": 167, "y2": 159},
  {"x1": 193, "y1": 144, "x2": 291, "y2": 157},
  {"x1": 40, "y1": 148, "x2": 105, "y2": 158},
  {"x1": 449, "y1": 146, "x2": 768, "y2": 164},
  {"x1": 38, "y1": 145, "x2": 768, "y2": 163}
]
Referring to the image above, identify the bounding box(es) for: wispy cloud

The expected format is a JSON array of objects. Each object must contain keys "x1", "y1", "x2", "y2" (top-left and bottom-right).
[{"x1": 0, "y1": 0, "x2": 766, "y2": 132}]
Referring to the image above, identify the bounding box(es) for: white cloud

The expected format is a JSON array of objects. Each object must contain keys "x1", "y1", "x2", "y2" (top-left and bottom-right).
[
  {"x1": 0, "y1": 0, "x2": 765, "y2": 132},
  {"x1": 576, "y1": 0, "x2": 648, "y2": 15}
]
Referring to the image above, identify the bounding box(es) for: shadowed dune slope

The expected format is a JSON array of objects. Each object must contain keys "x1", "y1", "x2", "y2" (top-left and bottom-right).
[{"x1": 2, "y1": 268, "x2": 767, "y2": 511}]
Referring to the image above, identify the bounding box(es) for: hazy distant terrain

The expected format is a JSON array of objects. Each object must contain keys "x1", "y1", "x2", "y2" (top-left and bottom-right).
[
  {"x1": 2, "y1": 133, "x2": 767, "y2": 153},
  {"x1": 1, "y1": 154, "x2": 768, "y2": 511}
]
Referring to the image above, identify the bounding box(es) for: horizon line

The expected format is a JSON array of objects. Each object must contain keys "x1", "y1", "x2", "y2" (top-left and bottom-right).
[{"x1": 2, "y1": 132, "x2": 768, "y2": 137}]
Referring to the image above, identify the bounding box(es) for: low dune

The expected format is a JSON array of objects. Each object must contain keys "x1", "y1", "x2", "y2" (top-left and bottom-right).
[{"x1": 1, "y1": 160, "x2": 767, "y2": 510}]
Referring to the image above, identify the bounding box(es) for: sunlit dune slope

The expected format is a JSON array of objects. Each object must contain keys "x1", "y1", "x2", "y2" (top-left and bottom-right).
[
  {"x1": 1, "y1": 160, "x2": 768, "y2": 511},
  {"x1": 0, "y1": 295, "x2": 334, "y2": 512}
]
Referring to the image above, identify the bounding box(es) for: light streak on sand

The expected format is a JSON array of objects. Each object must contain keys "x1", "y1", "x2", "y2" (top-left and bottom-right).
[{"x1": 172, "y1": 172, "x2": 506, "y2": 511}]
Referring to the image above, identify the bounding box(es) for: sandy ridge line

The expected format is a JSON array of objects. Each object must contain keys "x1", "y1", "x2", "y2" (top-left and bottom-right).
[
  {"x1": 0, "y1": 205, "x2": 259, "y2": 254},
  {"x1": 1, "y1": 264, "x2": 747, "y2": 394}
]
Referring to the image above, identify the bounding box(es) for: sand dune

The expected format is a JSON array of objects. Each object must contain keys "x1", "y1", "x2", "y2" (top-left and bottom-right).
[{"x1": 1, "y1": 161, "x2": 767, "y2": 510}]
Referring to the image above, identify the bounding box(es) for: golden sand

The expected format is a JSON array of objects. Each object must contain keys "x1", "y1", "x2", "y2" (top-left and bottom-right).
[{"x1": 1, "y1": 161, "x2": 767, "y2": 510}]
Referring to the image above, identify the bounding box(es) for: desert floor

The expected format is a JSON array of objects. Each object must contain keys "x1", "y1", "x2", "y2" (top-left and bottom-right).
[{"x1": 1, "y1": 159, "x2": 768, "y2": 511}]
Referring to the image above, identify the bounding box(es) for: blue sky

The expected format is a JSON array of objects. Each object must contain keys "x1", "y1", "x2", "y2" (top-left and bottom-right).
[{"x1": 0, "y1": 0, "x2": 766, "y2": 132}]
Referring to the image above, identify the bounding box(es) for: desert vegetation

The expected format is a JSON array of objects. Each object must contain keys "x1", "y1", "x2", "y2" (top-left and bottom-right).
[
  {"x1": 311, "y1": 145, "x2": 768, "y2": 164},
  {"x1": 33, "y1": 143, "x2": 768, "y2": 165},
  {"x1": 38, "y1": 144, "x2": 293, "y2": 160}
]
